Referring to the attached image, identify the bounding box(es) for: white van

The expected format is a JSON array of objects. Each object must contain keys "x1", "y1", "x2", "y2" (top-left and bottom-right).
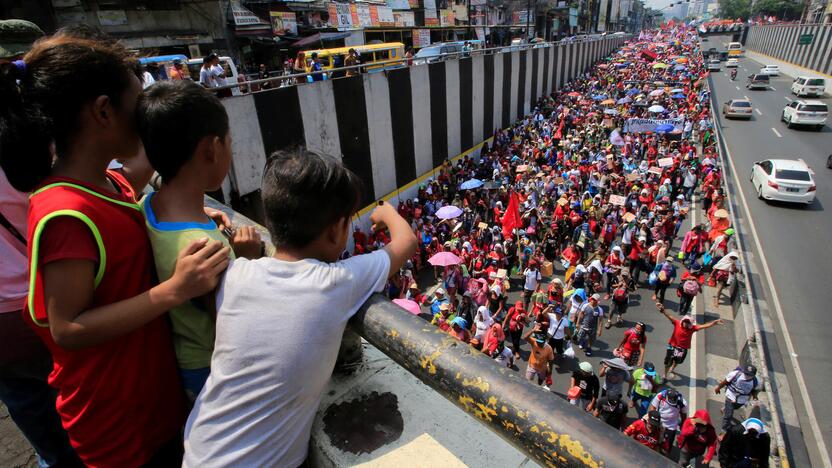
[
  {"x1": 187, "y1": 56, "x2": 243, "y2": 96},
  {"x1": 791, "y1": 76, "x2": 826, "y2": 98}
]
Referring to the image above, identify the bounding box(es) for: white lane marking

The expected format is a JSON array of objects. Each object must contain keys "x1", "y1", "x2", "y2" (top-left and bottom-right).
[
  {"x1": 723, "y1": 126, "x2": 832, "y2": 468},
  {"x1": 735, "y1": 85, "x2": 740, "y2": 90},
  {"x1": 755, "y1": 108, "x2": 762, "y2": 115},
  {"x1": 771, "y1": 128, "x2": 782, "y2": 137},
  {"x1": 770, "y1": 86, "x2": 777, "y2": 91},
  {"x1": 785, "y1": 96, "x2": 792, "y2": 102},
  {"x1": 744, "y1": 95, "x2": 750, "y2": 100}
]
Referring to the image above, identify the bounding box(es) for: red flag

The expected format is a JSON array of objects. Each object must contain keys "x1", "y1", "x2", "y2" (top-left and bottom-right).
[
  {"x1": 501, "y1": 192, "x2": 522, "y2": 239},
  {"x1": 554, "y1": 116, "x2": 565, "y2": 140}
]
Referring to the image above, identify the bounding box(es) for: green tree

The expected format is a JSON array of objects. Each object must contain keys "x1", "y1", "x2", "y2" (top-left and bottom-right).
[
  {"x1": 752, "y1": 0, "x2": 802, "y2": 20},
  {"x1": 718, "y1": 0, "x2": 751, "y2": 20}
]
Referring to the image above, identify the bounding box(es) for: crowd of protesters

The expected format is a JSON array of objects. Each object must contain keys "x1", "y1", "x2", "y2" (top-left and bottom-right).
[
  {"x1": 0, "y1": 17, "x2": 772, "y2": 468},
  {"x1": 367, "y1": 24, "x2": 771, "y2": 466}
]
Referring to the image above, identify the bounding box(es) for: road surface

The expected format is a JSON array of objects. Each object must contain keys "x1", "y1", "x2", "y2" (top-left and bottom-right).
[{"x1": 710, "y1": 35, "x2": 832, "y2": 467}]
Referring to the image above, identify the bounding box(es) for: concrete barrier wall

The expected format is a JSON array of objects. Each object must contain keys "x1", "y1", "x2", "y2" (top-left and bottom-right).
[
  {"x1": 221, "y1": 36, "x2": 626, "y2": 215},
  {"x1": 746, "y1": 24, "x2": 832, "y2": 76}
]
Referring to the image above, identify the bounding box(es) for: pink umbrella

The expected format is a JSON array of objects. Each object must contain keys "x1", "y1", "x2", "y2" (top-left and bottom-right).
[
  {"x1": 428, "y1": 251, "x2": 462, "y2": 267},
  {"x1": 392, "y1": 299, "x2": 422, "y2": 315}
]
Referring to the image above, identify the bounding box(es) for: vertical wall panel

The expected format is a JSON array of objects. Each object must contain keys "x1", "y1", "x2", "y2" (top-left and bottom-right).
[
  {"x1": 557, "y1": 44, "x2": 565, "y2": 90},
  {"x1": 530, "y1": 47, "x2": 540, "y2": 106},
  {"x1": 509, "y1": 51, "x2": 520, "y2": 124},
  {"x1": 297, "y1": 80, "x2": 342, "y2": 161},
  {"x1": 516, "y1": 50, "x2": 526, "y2": 121},
  {"x1": 523, "y1": 49, "x2": 533, "y2": 116},
  {"x1": 471, "y1": 54, "x2": 486, "y2": 146},
  {"x1": 445, "y1": 59, "x2": 462, "y2": 158},
  {"x1": 541, "y1": 46, "x2": 549, "y2": 97},
  {"x1": 410, "y1": 65, "x2": 434, "y2": 177},
  {"x1": 252, "y1": 85, "x2": 305, "y2": 157},
  {"x1": 458, "y1": 58, "x2": 474, "y2": 152},
  {"x1": 428, "y1": 62, "x2": 448, "y2": 167},
  {"x1": 810, "y1": 26, "x2": 831, "y2": 72},
  {"x1": 363, "y1": 73, "x2": 397, "y2": 199},
  {"x1": 493, "y1": 52, "x2": 504, "y2": 135},
  {"x1": 386, "y1": 67, "x2": 417, "y2": 188},
  {"x1": 332, "y1": 77, "x2": 374, "y2": 206},
  {"x1": 501, "y1": 51, "x2": 511, "y2": 128},
  {"x1": 224, "y1": 94, "x2": 267, "y2": 196}
]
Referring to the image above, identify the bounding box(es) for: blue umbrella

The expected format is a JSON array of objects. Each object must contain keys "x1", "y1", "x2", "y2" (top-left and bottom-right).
[
  {"x1": 626, "y1": 88, "x2": 640, "y2": 95},
  {"x1": 674, "y1": 65, "x2": 686, "y2": 71},
  {"x1": 672, "y1": 93, "x2": 686, "y2": 99},
  {"x1": 459, "y1": 178, "x2": 484, "y2": 190},
  {"x1": 592, "y1": 94, "x2": 607, "y2": 100},
  {"x1": 617, "y1": 96, "x2": 632, "y2": 104},
  {"x1": 656, "y1": 123, "x2": 675, "y2": 133}
]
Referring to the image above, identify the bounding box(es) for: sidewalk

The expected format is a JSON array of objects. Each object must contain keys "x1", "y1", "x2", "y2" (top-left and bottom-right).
[{"x1": 744, "y1": 49, "x2": 832, "y2": 96}]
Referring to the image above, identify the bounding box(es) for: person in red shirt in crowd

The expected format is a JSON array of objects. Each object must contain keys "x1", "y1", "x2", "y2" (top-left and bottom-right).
[
  {"x1": 624, "y1": 410, "x2": 663, "y2": 451},
  {"x1": 657, "y1": 303, "x2": 723, "y2": 379},
  {"x1": 615, "y1": 321, "x2": 647, "y2": 367},
  {"x1": 676, "y1": 409, "x2": 718, "y2": 466},
  {"x1": 680, "y1": 224, "x2": 706, "y2": 268},
  {"x1": 627, "y1": 235, "x2": 648, "y2": 284},
  {"x1": 1, "y1": 35, "x2": 230, "y2": 466},
  {"x1": 502, "y1": 301, "x2": 527, "y2": 360}
]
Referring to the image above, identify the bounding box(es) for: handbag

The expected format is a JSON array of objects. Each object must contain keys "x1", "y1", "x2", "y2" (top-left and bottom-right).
[
  {"x1": 567, "y1": 385, "x2": 582, "y2": 400},
  {"x1": 564, "y1": 341, "x2": 576, "y2": 358},
  {"x1": 702, "y1": 252, "x2": 713, "y2": 266}
]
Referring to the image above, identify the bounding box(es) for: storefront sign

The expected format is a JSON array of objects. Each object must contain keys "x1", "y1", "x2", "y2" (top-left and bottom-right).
[
  {"x1": 270, "y1": 11, "x2": 298, "y2": 36},
  {"x1": 425, "y1": 9, "x2": 440, "y2": 26},
  {"x1": 394, "y1": 11, "x2": 415, "y2": 26},
  {"x1": 97, "y1": 9, "x2": 128, "y2": 26},
  {"x1": 230, "y1": 1, "x2": 265, "y2": 26},
  {"x1": 452, "y1": 4, "x2": 468, "y2": 21},
  {"x1": 354, "y1": 3, "x2": 374, "y2": 27},
  {"x1": 387, "y1": 0, "x2": 410, "y2": 9},
  {"x1": 423, "y1": 0, "x2": 437, "y2": 9},
  {"x1": 413, "y1": 29, "x2": 432, "y2": 48},
  {"x1": 375, "y1": 5, "x2": 396, "y2": 25},
  {"x1": 440, "y1": 9, "x2": 455, "y2": 26},
  {"x1": 329, "y1": 2, "x2": 355, "y2": 29},
  {"x1": 622, "y1": 117, "x2": 685, "y2": 133},
  {"x1": 408, "y1": 0, "x2": 421, "y2": 8},
  {"x1": 568, "y1": 8, "x2": 578, "y2": 27},
  {"x1": 798, "y1": 34, "x2": 814, "y2": 45}
]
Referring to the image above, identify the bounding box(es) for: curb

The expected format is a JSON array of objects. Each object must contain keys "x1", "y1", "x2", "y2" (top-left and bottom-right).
[{"x1": 706, "y1": 77, "x2": 790, "y2": 468}]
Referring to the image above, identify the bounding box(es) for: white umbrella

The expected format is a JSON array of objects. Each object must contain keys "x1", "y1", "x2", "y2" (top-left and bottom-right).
[
  {"x1": 671, "y1": 88, "x2": 684, "y2": 94},
  {"x1": 649, "y1": 89, "x2": 664, "y2": 97},
  {"x1": 648, "y1": 105, "x2": 665, "y2": 113}
]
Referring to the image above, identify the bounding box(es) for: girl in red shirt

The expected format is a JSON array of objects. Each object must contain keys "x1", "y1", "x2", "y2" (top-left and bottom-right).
[{"x1": 0, "y1": 36, "x2": 229, "y2": 466}]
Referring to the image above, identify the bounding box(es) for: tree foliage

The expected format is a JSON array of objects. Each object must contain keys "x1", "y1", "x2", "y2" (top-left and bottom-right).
[
  {"x1": 718, "y1": 0, "x2": 751, "y2": 20},
  {"x1": 751, "y1": 0, "x2": 803, "y2": 20}
]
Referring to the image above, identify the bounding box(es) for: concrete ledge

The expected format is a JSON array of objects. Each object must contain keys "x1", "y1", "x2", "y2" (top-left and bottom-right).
[{"x1": 310, "y1": 343, "x2": 537, "y2": 468}]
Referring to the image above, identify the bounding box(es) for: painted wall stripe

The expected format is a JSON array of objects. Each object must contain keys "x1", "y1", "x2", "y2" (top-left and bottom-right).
[
  {"x1": 386, "y1": 67, "x2": 417, "y2": 188},
  {"x1": 332, "y1": 76, "x2": 374, "y2": 206},
  {"x1": 471, "y1": 54, "x2": 486, "y2": 145},
  {"x1": 530, "y1": 47, "x2": 540, "y2": 106},
  {"x1": 445, "y1": 59, "x2": 462, "y2": 159},
  {"x1": 428, "y1": 62, "x2": 448, "y2": 167},
  {"x1": 516, "y1": 50, "x2": 526, "y2": 122},
  {"x1": 363, "y1": 72, "x2": 397, "y2": 199},
  {"x1": 297, "y1": 80, "x2": 342, "y2": 160},
  {"x1": 459, "y1": 57, "x2": 474, "y2": 151},
  {"x1": 252, "y1": 85, "x2": 305, "y2": 157},
  {"x1": 502, "y1": 51, "x2": 512, "y2": 128},
  {"x1": 409, "y1": 65, "x2": 434, "y2": 177}
]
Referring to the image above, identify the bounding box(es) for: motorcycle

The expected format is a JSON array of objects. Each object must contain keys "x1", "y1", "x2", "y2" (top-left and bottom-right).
[{"x1": 730, "y1": 69, "x2": 737, "y2": 81}]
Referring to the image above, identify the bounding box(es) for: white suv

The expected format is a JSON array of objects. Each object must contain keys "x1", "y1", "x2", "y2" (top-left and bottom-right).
[
  {"x1": 791, "y1": 76, "x2": 826, "y2": 97},
  {"x1": 782, "y1": 100, "x2": 828, "y2": 130},
  {"x1": 760, "y1": 65, "x2": 780, "y2": 76}
]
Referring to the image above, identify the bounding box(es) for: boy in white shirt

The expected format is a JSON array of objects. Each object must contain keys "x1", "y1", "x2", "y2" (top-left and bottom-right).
[{"x1": 183, "y1": 148, "x2": 417, "y2": 467}]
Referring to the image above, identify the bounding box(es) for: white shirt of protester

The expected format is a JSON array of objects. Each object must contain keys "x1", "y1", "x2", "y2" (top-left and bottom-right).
[
  {"x1": 0, "y1": 170, "x2": 28, "y2": 314},
  {"x1": 547, "y1": 314, "x2": 569, "y2": 340},
  {"x1": 494, "y1": 346, "x2": 513, "y2": 367},
  {"x1": 650, "y1": 392, "x2": 689, "y2": 431},
  {"x1": 523, "y1": 268, "x2": 542, "y2": 291},
  {"x1": 724, "y1": 370, "x2": 760, "y2": 405},
  {"x1": 199, "y1": 65, "x2": 224, "y2": 88},
  {"x1": 183, "y1": 250, "x2": 390, "y2": 468}
]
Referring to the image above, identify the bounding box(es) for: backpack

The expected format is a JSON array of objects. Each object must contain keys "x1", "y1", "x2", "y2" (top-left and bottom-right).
[
  {"x1": 683, "y1": 278, "x2": 700, "y2": 296},
  {"x1": 728, "y1": 367, "x2": 759, "y2": 396}
]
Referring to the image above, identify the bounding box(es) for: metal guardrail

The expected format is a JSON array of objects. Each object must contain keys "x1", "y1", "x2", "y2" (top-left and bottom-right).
[
  {"x1": 215, "y1": 34, "x2": 628, "y2": 93},
  {"x1": 351, "y1": 294, "x2": 673, "y2": 468},
  {"x1": 706, "y1": 76, "x2": 790, "y2": 468}
]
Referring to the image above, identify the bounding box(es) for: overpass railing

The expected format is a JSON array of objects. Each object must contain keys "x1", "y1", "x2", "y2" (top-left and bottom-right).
[
  {"x1": 203, "y1": 197, "x2": 670, "y2": 468},
  {"x1": 214, "y1": 34, "x2": 629, "y2": 94}
]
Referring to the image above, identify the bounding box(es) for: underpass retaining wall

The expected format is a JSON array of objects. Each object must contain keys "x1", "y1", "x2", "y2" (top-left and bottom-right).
[
  {"x1": 746, "y1": 24, "x2": 832, "y2": 76},
  {"x1": 220, "y1": 36, "x2": 626, "y2": 228}
]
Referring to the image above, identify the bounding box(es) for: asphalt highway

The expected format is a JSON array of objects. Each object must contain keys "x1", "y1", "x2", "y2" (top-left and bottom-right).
[{"x1": 709, "y1": 35, "x2": 832, "y2": 467}]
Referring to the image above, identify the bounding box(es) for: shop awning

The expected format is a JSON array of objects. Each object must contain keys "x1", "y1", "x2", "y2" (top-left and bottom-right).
[{"x1": 290, "y1": 32, "x2": 352, "y2": 48}]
